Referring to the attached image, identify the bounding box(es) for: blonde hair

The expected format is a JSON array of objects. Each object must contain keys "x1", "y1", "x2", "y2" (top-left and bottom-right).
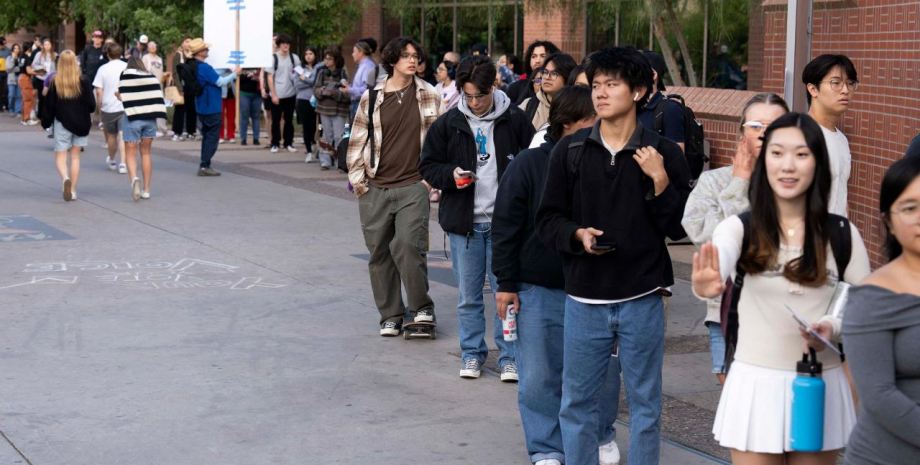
[{"x1": 53, "y1": 50, "x2": 83, "y2": 100}]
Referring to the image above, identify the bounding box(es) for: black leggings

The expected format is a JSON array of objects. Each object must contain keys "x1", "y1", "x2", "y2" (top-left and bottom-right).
[
  {"x1": 296, "y1": 98, "x2": 317, "y2": 150},
  {"x1": 171, "y1": 97, "x2": 198, "y2": 135}
]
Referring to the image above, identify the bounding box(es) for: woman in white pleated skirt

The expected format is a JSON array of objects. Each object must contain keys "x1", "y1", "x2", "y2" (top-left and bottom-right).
[{"x1": 692, "y1": 111, "x2": 872, "y2": 465}]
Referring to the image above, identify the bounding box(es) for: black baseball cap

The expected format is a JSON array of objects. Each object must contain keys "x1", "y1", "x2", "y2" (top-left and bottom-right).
[{"x1": 643, "y1": 51, "x2": 668, "y2": 91}]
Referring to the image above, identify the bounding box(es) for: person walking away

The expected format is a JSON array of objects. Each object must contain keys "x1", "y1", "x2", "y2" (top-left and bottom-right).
[
  {"x1": 119, "y1": 55, "x2": 166, "y2": 200},
  {"x1": 93, "y1": 43, "x2": 128, "y2": 173},
  {"x1": 219, "y1": 74, "x2": 236, "y2": 144},
  {"x1": 18, "y1": 43, "x2": 36, "y2": 125},
  {"x1": 313, "y1": 47, "x2": 350, "y2": 170},
  {"x1": 170, "y1": 38, "x2": 197, "y2": 141},
  {"x1": 266, "y1": 33, "x2": 300, "y2": 153},
  {"x1": 681, "y1": 93, "x2": 788, "y2": 385},
  {"x1": 6, "y1": 44, "x2": 23, "y2": 118},
  {"x1": 294, "y1": 47, "x2": 318, "y2": 159},
  {"x1": 534, "y1": 47, "x2": 692, "y2": 465},
  {"x1": 803, "y1": 54, "x2": 858, "y2": 217},
  {"x1": 493, "y1": 85, "x2": 622, "y2": 465},
  {"x1": 842, "y1": 156, "x2": 920, "y2": 465},
  {"x1": 41, "y1": 50, "x2": 95, "y2": 201},
  {"x1": 346, "y1": 37, "x2": 441, "y2": 336},
  {"x1": 419, "y1": 55, "x2": 534, "y2": 381},
  {"x1": 519, "y1": 52, "x2": 576, "y2": 135},
  {"x1": 191, "y1": 38, "x2": 241, "y2": 176},
  {"x1": 79, "y1": 31, "x2": 106, "y2": 125},
  {"x1": 238, "y1": 68, "x2": 263, "y2": 146},
  {"x1": 346, "y1": 40, "x2": 376, "y2": 121},
  {"x1": 142, "y1": 41, "x2": 168, "y2": 137}
]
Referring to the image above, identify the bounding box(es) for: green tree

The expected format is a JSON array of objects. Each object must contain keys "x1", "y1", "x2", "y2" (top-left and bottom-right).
[
  {"x1": 0, "y1": 0, "x2": 73, "y2": 38},
  {"x1": 275, "y1": 0, "x2": 370, "y2": 48}
]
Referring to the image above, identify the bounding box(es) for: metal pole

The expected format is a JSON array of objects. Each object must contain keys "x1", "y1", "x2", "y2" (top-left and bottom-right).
[
  {"x1": 615, "y1": 2, "x2": 620, "y2": 47},
  {"x1": 783, "y1": 0, "x2": 813, "y2": 112},
  {"x1": 702, "y1": 0, "x2": 708, "y2": 87},
  {"x1": 235, "y1": 6, "x2": 241, "y2": 139}
]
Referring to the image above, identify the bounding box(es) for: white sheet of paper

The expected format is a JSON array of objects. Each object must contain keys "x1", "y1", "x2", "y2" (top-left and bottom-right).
[{"x1": 293, "y1": 66, "x2": 304, "y2": 76}]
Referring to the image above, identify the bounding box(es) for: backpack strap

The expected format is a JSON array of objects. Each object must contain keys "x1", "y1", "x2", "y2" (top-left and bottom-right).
[
  {"x1": 366, "y1": 89, "x2": 379, "y2": 168},
  {"x1": 653, "y1": 96, "x2": 669, "y2": 136},
  {"x1": 724, "y1": 211, "x2": 752, "y2": 374},
  {"x1": 827, "y1": 214, "x2": 852, "y2": 279},
  {"x1": 564, "y1": 129, "x2": 591, "y2": 211},
  {"x1": 524, "y1": 97, "x2": 540, "y2": 125}
]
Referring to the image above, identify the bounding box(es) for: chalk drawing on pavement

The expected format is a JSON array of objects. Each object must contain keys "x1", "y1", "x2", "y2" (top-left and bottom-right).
[{"x1": 0, "y1": 215, "x2": 74, "y2": 242}]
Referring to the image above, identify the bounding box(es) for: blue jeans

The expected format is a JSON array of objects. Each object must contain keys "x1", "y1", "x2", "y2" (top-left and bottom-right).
[
  {"x1": 239, "y1": 93, "x2": 262, "y2": 142},
  {"x1": 199, "y1": 112, "x2": 221, "y2": 168},
  {"x1": 517, "y1": 283, "x2": 618, "y2": 464},
  {"x1": 448, "y1": 223, "x2": 514, "y2": 367},
  {"x1": 560, "y1": 293, "x2": 665, "y2": 465},
  {"x1": 8, "y1": 83, "x2": 21, "y2": 114},
  {"x1": 706, "y1": 322, "x2": 726, "y2": 374},
  {"x1": 350, "y1": 99, "x2": 360, "y2": 122}
]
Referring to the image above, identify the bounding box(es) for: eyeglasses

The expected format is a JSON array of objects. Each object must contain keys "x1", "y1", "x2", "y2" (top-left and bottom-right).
[
  {"x1": 820, "y1": 79, "x2": 859, "y2": 92},
  {"x1": 462, "y1": 91, "x2": 492, "y2": 102},
  {"x1": 742, "y1": 121, "x2": 767, "y2": 133},
  {"x1": 437, "y1": 67, "x2": 447, "y2": 72},
  {"x1": 542, "y1": 69, "x2": 561, "y2": 80},
  {"x1": 532, "y1": 78, "x2": 542, "y2": 84},
  {"x1": 400, "y1": 54, "x2": 420, "y2": 62},
  {"x1": 890, "y1": 204, "x2": 920, "y2": 225}
]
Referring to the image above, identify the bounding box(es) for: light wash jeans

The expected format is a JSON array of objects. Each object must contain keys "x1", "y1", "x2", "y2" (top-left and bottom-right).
[
  {"x1": 516, "y1": 282, "x2": 618, "y2": 464},
  {"x1": 447, "y1": 223, "x2": 515, "y2": 368},
  {"x1": 8, "y1": 83, "x2": 21, "y2": 115},
  {"x1": 560, "y1": 293, "x2": 665, "y2": 465},
  {"x1": 239, "y1": 93, "x2": 263, "y2": 142}
]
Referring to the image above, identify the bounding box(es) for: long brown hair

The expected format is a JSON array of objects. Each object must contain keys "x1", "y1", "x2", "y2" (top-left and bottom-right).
[
  {"x1": 52, "y1": 51, "x2": 82, "y2": 100},
  {"x1": 740, "y1": 112, "x2": 833, "y2": 286}
]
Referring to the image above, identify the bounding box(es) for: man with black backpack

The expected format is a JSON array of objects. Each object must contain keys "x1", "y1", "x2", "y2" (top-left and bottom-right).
[
  {"x1": 187, "y1": 38, "x2": 240, "y2": 176},
  {"x1": 266, "y1": 33, "x2": 301, "y2": 154},
  {"x1": 639, "y1": 51, "x2": 708, "y2": 183}
]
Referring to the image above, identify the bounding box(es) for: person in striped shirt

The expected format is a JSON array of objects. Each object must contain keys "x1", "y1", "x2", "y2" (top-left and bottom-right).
[{"x1": 118, "y1": 55, "x2": 166, "y2": 200}]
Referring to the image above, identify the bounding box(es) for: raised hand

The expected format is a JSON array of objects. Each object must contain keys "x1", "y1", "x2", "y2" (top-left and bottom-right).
[{"x1": 692, "y1": 242, "x2": 725, "y2": 298}]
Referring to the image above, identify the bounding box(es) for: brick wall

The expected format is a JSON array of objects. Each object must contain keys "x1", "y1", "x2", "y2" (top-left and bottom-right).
[
  {"x1": 762, "y1": 0, "x2": 920, "y2": 265},
  {"x1": 747, "y1": 1, "x2": 766, "y2": 91},
  {"x1": 522, "y1": 2, "x2": 586, "y2": 62},
  {"x1": 668, "y1": 86, "x2": 760, "y2": 168},
  {"x1": 342, "y1": 2, "x2": 382, "y2": 77}
]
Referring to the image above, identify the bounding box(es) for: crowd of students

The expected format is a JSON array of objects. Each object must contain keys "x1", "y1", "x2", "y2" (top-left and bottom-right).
[{"x1": 7, "y1": 28, "x2": 917, "y2": 465}]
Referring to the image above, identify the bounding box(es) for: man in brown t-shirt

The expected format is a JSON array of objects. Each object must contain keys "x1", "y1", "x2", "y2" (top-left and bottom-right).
[{"x1": 346, "y1": 38, "x2": 443, "y2": 336}]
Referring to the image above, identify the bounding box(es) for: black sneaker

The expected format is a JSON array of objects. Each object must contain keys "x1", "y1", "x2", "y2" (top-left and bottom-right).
[
  {"x1": 380, "y1": 322, "x2": 400, "y2": 337},
  {"x1": 241, "y1": 139, "x2": 248, "y2": 146},
  {"x1": 253, "y1": 139, "x2": 261, "y2": 146},
  {"x1": 197, "y1": 167, "x2": 221, "y2": 177},
  {"x1": 415, "y1": 310, "x2": 434, "y2": 323}
]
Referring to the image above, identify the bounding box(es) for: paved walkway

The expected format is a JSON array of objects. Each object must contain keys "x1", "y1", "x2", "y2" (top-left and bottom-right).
[{"x1": 0, "y1": 118, "x2": 726, "y2": 464}]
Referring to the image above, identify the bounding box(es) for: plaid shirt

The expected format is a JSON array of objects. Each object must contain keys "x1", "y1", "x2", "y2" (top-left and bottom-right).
[{"x1": 346, "y1": 76, "x2": 442, "y2": 198}]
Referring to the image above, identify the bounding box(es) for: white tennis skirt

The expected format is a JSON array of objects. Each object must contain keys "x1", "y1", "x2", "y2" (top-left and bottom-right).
[{"x1": 712, "y1": 360, "x2": 856, "y2": 453}]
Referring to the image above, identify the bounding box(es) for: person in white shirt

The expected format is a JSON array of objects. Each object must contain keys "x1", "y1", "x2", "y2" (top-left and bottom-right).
[
  {"x1": 803, "y1": 54, "x2": 858, "y2": 217},
  {"x1": 93, "y1": 43, "x2": 127, "y2": 174}
]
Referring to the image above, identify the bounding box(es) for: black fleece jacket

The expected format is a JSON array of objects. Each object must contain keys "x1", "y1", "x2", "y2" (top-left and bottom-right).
[
  {"x1": 492, "y1": 136, "x2": 565, "y2": 293},
  {"x1": 41, "y1": 76, "x2": 96, "y2": 136},
  {"x1": 418, "y1": 105, "x2": 535, "y2": 235},
  {"x1": 535, "y1": 121, "x2": 692, "y2": 300}
]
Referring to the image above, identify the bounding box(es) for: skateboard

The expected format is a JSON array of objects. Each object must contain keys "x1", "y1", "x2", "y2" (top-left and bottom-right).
[{"x1": 403, "y1": 318, "x2": 437, "y2": 340}]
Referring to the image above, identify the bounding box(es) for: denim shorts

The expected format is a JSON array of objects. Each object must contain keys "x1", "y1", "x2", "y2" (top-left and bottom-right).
[
  {"x1": 53, "y1": 120, "x2": 88, "y2": 152},
  {"x1": 123, "y1": 116, "x2": 157, "y2": 142},
  {"x1": 707, "y1": 321, "x2": 726, "y2": 374}
]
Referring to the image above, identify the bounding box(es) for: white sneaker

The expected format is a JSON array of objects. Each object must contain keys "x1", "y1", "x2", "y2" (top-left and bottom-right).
[
  {"x1": 131, "y1": 177, "x2": 141, "y2": 201},
  {"x1": 304, "y1": 153, "x2": 316, "y2": 163},
  {"x1": 228, "y1": 138, "x2": 236, "y2": 144},
  {"x1": 535, "y1": 460, "x2": 562, "y2": 465},
  {"x1": 102, "y1": 142, "x2": 108, "y2": 149},
  {"x1": 414, "y1": 310, "x2": 434, "y2": 323},
  {"x1": 219, "y1": 139, "x2": 225, "y2": 144},
  {"x1": 70, "y1": 191, "x2": 77, "y2": 200},
  {"x1": 140, "y1": 190, "x2": 150, "y2": 200},
  {"x1": 118, "y1": 164, "x2": 127, "y2": 174},
  {"x1": 270, "y1": 146, "x2": 279, "y2": 153},
  {"x1": 27, "y1": 119, "x2": 39, "y2": 126},
  {"x1": 599, "y1": 439, "x2": 621, "y2": 465},
  {"x1": 285, "y1": 145, "x2": 297, "y2": 153},
  {"x1": 380, "y1": 322, "x2": 400, "y2": 337},
  {"x1": 460, "y1": 359, "x2": 482, "y2": 379},
  {"x1": 166, "y1": 130, "x2": 175, "y2": 137},
  {"x1": 106, "y1": 156, "x2": 116, "y2": 170},
  {"x1": 501, "y1": 363, "x2": 519, "y2": 383},
  {"x1": 155, "y1": 132, "x2": 164, "y2": 138}
]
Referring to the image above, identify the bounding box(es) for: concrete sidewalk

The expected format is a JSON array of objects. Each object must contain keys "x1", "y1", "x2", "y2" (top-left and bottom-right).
[{"x1": 0, "y1": 119, "x2": 726, "y2": 464}]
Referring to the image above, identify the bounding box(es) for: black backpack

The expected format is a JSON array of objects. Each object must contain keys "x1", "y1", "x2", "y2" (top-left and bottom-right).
[
  {"x1": 177, "y1": 60, "x2": 203, "y2": 98},
  {"x1": 524, "y1": 97, "x2": 540, "y2": 126},
  {"x1": 723, "y1": 211, "x2": 852, "y2": 373},
  {"x1": 653, "y1": 94, "x2": 707, "y2": 181}
]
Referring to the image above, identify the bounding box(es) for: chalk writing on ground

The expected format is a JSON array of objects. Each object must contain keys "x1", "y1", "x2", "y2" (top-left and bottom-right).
[{"x1": 12, "y1": 258, "x2": 287, "y2": 291}]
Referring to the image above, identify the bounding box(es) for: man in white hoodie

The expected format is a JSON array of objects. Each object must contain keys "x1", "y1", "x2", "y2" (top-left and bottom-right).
[{"x1": 419, "y1": 55, "x2": 535, "y2": 382}]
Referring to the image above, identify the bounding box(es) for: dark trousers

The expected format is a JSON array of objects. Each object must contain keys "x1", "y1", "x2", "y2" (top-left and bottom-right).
[
  {"x1": 171, "y1": 97, "x2": 198, "y2": 136},
  {"x1": 296, "y1": 98, "x2": 317, "y2": 151},
  {"x1": 199, "y1": 113, "x2": 221, "y2": 168},
  {"x1": 0, "y1": 73, "x2": 7, "y2": 110},
  {"x1": 270, "y1": 96, "x2": 296, "y2": 148}
]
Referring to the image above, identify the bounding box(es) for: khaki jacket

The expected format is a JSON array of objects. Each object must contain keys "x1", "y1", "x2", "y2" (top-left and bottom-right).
[{"x1": 346, "y1": 76, "x2": 442, "y2": 198}]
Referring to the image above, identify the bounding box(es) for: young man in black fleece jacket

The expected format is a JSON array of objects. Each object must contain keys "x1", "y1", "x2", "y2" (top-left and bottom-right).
[
  {"x1": 492, "y1": 85, "x2": 621, "y2": 465},
  {"x1": 534, "y1": 47, "x2": 691, "y2": 465},
  {"x1": 419, "y1": 55, "x2": 534, "y2": 382}
]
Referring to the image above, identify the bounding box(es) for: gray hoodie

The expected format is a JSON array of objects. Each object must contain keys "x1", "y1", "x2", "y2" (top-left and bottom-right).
[{"x1": 458, "y1": 89, "x2": 512, "y2": 223}]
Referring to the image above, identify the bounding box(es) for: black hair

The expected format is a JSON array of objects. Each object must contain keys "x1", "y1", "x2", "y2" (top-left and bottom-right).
[
  {"x1": 542, "y1": 53, "x2": 577, "y2": 88},
  {"x1": 505, "y1": 54, "x2": 521, "y2": 74},
  {"x1": 880, "y1": 156, "x2": 920, "y2": 260},
  {"x1": 380, "y1": 37, "x2": 425, "y2": 76},
  {"x1": 440, "y1": 60, "x2": 456, "y2": 81},
  {"x1": 802, "y1": 54, "x2": 858, "y2": 105},
  {"x1": 324, "y1": 47, "x2": 344, "y2": 70},
  {"x1": 354, "y1": 40, "x2": 373, "y2": 57},
  {"x1": 549, "y1": 86, "x2": 596, "y2": 142},
  {"x1": 742, "y1": 112, "x2": 833, "y2": 286},
  {"x1": 275, "y1": 33, "x2": 293, "y2": 46},
  {"x1": 303, "y1": 46, "x2": 320, "y2": 66},
  {"x1": 455, "y1": 55, "x2": 496, "y2": 94},
  {"x1": 567, "y1": 64, "x2": 587, "y2": 86},
  {"x1": 585, "y1": 46, "x2": 654, "y2": 108},
  {"x1": 360, "y1": 37, "x2": 378, "y2": 54},
  {"x1": 522, "y1": 40, "x2": 560, "y2": 76}
]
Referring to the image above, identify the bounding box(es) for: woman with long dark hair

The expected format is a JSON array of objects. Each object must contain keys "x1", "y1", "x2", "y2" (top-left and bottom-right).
[
  {"x1": 295, "y1": 46, "x2": 319, "y2": 160},
  {"x1": 17, "y1": 42, "x2": 37, "y2": 125},
  {"x1": 692, "y1": 112, "x2": 871, "y2": 464},
  {"x1": 842, "y1": 156, "x2": 920, "y2": 465}
]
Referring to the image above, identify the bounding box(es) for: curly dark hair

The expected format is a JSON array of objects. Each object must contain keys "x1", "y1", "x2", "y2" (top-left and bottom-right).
[
  {"x1": 324, "y1": 47, "x2": 344, "y2": 70},
  {"x1": 585, "y1": 46, "x2": 654, "y2": 108},
  {"x1": 522, "y1": 40, "x2": 560, "y2": 76},
  {"x1": 380, "y1": 37, "x2": 425, "y2": 76},
  {"x1": 455, "y1": 55, "x2": 496, "y2": 94}
]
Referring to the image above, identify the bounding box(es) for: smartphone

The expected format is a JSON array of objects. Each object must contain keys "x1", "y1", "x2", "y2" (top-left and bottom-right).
[
  {"x1": 457, "y1": 170, "x2": 478, "y2": 180},
  {"x1": 590, "y1": 243, "x2": 615, "y2": 251},
  {"x1": 340, "y1": 78, "x2": 349, "y2": 86}
]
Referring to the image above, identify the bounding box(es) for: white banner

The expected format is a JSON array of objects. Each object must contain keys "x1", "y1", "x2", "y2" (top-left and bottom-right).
[{"x1": 203, "y1": 0, "x2": 274, "y2": 69}]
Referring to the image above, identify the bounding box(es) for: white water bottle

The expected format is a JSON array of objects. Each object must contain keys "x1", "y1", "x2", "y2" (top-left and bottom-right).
[{"x1": 502, "y1": 305, "x2": 517, "y2": 341}]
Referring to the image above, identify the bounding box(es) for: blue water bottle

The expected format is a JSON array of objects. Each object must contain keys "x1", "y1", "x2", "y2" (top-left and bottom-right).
[{"x1": 790, "y1": 347, "x2": 825, "y2": 452}]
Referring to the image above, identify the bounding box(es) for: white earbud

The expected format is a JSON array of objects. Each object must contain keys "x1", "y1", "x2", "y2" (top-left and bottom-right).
[{"x1": 634, "y1": 92, "x2": 640, "y2": 101}]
